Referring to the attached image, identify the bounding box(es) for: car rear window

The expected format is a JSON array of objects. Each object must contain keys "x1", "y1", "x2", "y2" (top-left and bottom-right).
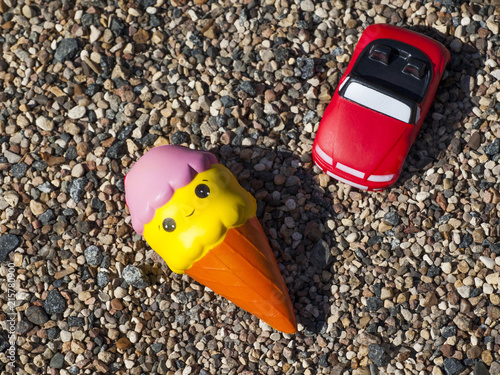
[{"x1": 343, "y1": 80, "x2": 413, "y2": 123}]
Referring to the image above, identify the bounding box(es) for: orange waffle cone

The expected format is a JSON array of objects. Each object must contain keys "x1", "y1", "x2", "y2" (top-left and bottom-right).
[{"x1": 185, "y1": 217, "x2": 297, "y2": 333}]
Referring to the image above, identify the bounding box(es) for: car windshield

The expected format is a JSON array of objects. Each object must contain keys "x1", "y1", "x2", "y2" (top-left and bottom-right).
[{"x1": 342, "y1": 80, "x2": 414, "y2": 123}]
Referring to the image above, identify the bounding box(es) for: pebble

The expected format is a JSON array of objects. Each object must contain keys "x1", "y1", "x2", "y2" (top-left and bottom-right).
[
  {"x1": 84, "y1": 245, "x2": 103, "y2": 266},
  {"x1": 310, "y1": 240, "x2": 332, "y2": 269},
  {"x1": 49, "y1": 353, "x2": 65, "y2": 369},
  {"x1": 443, "y1": 358, "x2": 464, "y2": 375},
  {"x1": 44, "y1": 290, "x2": 67, "y2": 315},
  {"x1": 0, "y1": 234, "x2": 20, "y2": 262},
  {"x1": 69, "y1": 178, "x2": 87, "y2": 203},
  {"x1": 473, "y1": 361, "x2": 489, "y2": 375},
  {"x1": 300, "y1": 0, "x2": 315, "y2": 12},
  {"x1": 97, "y1": 271, "x2": 110, "y2": 287},
  {"x1": 368, "y1": 344, "x2": 388, "y2": 367},
  {"x1": 35, "y1": 116, "x2": 54, "y2": 131},
  {"x1": 457, "y1": 286, "x2": 472, "y2": 299},
  {"x1": 71, "y1": 164, "x2": 85, "y2": 178},
  {"x1": 26, "y1": 306, "x2": 49, "y2": 325},
  {"x1": 68, "y1": 106, "x2": 86, "y2": 120},
  {"x1": 110, "y1": 298, "x2": 123, "y2": 310},
  {"x1": 4, "y1": 151, "x2": 21, "y2": 164},
  {"x1": 60, "y1": 330, "x2": 72, "y2": 342},
  {"x1": 54, "y1": 38, "x2": 80, "y2": 62},
  {"x1": 122, "y1": 265, "x2": 150, "y2": 289},
  {"x1": 479, "y1": 256, "x2": 495, "y2": 270}
]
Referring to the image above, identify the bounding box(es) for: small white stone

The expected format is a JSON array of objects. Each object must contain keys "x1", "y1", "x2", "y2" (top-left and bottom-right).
[
  {"x1": 3, "y1": 150, "x2": 21, "y2": 164},
  {"x1": 300, "y1": 0, "x2": 315, "y2": 12},
  {"x1": 487, "y1": 20, "x2": 499, "y2": 34},
  {"x1": 127, "y1": 331, "x2": 139, "y2": 344},
  {"x1": 346, "y1": 232, "x2": 359, "y2": 243},
  {"x1": 483, "y1": 283, "x2": 494, "y2": 294},
  {"x1": 71, "y1": 164, "x2": 85, "y2": 178},
  {"x1": 68, "y1": 106, "x2": 86, "y2": 120},
  {"x1": 36, "y1": 116, "x2": 54, "y2": 131},
  {"x1": 480, "y1": 256, "x2": 495, "y2": 270},
  {"x1": 441, "y1": 262, "x2": 452, "y2": 274},
  {"x1": 60, "y1": 330, "x2": 72, "y2": 342},
  {"x1": 416, "y1": 192, "x2": 430, "y2": 202},
  {"x1": 485, "y1": 273, "x2": 499, "y2": 286},
  {"x1": 374, "y1": 15, "x2": 387, "y2": 24},
  {"x1": 456, "y1": 285, "x2": 472, "y2": 298},
  {"x1": 490, "y1": 70, "x2": 500, "y2": 81},
  {"x1": 114, "y1": 287, "x2": 127, "y2": 299},
  {"x1": 4, "y1": 192, "x2": 19, "y2": 207},
  {"x1": 89, "y1": 25, "x2": 102, "y2": 44},
  {"x1": 315, "y1": 8, "x2": 327, "y2": 18}
]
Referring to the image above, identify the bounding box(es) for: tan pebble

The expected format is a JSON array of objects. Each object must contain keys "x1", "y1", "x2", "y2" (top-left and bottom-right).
[
  {"x1": 116, "y1": 337, "x2": 132, "y2": 350},
  {"x1": 490, "y1": 294, "x2": 500, "y2": 305},
  {"x1": 78, "y1": 291, "x2": 92, "y2": 301},
  {"x1": 110, "y1": 298, "x2": 123, "y2": 311},
  {"x1": 71, "y1": 164, "x2": 85, "y2": 178},
  {"x1": 71, "y1": 341, "x2": 85, "y2": 355},
  {"x1": 132, "y1": 29, "x2": 149, "y2": 44},
  {"x1": 457, "y1": 260, "x2": 470, "y2": 273},
  {"x1": 30, "y1": 200, "x2": 46, "y2": 216},
  {"x1": 203, "y1": 26, "x2": 216, "y2": 39},
  {"x1": 482, "y1": 350, "x2": 493, "y2": 365},
  {"x1": 54, "y1": 267, "x2": 76, "y2": 279}
]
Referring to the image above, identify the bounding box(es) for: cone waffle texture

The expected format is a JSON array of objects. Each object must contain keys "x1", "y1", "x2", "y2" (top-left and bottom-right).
[{"x1": 186, "y1": 217, "x2": 297, "y2": 333}]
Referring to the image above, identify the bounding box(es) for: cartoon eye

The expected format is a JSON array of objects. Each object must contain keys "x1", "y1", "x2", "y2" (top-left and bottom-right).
[
  {"x1": 162, "y1": 218, "x2": 176, "y2": 232},
  {"x1": 195, "y1": 184, "x2": 210, "y2": 198}
]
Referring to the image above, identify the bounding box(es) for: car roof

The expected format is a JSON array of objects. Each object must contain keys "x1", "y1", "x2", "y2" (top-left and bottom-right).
[{"x1": 350, "y1": 39, "x2": 432, "y2": 103}]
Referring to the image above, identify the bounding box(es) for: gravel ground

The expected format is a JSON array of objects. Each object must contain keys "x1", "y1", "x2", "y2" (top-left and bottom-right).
[{"x1": 1, "y1": 0, "x2": 500, "y2": 374}]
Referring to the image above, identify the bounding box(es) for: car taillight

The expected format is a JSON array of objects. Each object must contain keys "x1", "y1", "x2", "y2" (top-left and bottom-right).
[
  {"x1": 315, "y1": 144, "x2": 333, "y2": 165},
  {"x1": 367, "y1": 174, "x2": 394, "y2": 182},
  {"x1": 335, "y1": 162, "x2": 365, "y2": 179}
]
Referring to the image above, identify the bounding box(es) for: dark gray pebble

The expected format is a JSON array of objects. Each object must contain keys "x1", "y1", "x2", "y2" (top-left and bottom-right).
[
  {"x1": 16, "y1": 319, "x2": 33, "y2": 335},
  {"x1": 44, "y1": 290, "x2": 66, "y2": 315},
  {"x1": 0, "y1": 233, "x2": 20, "y2": 262},
  {"x1": 443, "y1": 358, "x2": 465, "y2": 375},
  {"x1": 26, "y1": 305, "x2": 49, "y2": 325},
  {"x1": 122, "y1": 265, "x2": 150, "y2": 289},
  {"x1": 368, "y1": 344, "x2": 388, "y2": 367},
  {"x1": 11, "y1": 162, "x2": 28, "y2": 177},
  {"x1": 68, "y1": 316, "x2": 85, "y2": 328},
  {"x1": 84, "y1": 245, "x2": 103, "y2": 266},
  {"x1": 106, "y1": 140, "x2": 127, "y2": 159},
  {"x1": 54, "y1": 38, "x2": 80, "y2": 62},
  {"x1": 49, "y1": 353, "x2": 65, "y2": 369},
  {"x1": 310, "y1": 239, "x2": 333, "y2": 269},
  {"x1": 69, "y1": 178, "x2": 87, "y2": 203}
]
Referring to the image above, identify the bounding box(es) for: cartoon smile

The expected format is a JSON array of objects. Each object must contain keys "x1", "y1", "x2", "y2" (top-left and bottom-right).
[{"x1": 186, "y1": 209, "x2": 195, "y2": 217}]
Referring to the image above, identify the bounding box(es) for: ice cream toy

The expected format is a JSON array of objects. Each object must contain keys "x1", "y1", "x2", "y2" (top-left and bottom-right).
[{"x1": 124, "y1": 145, "x2": 297, "y2": 334}]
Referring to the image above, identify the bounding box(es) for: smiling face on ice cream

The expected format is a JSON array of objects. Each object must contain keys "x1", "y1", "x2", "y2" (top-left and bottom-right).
[{"x1": 142, "y1": 163, "x2": 255, "y2": 273}]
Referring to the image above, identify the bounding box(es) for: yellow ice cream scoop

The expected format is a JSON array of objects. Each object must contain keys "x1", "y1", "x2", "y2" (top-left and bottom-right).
[{"x1": 142, "y1": 163, "x2": 255, "y2": 273}]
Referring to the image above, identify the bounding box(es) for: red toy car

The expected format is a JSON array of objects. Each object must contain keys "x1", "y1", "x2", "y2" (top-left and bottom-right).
[{"x1": 313, "y1": 24, "x2": 450, "y2": 191}]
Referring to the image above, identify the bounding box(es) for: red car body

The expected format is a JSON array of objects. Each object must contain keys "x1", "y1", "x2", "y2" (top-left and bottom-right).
[{"x1": 313, "y1": 24, "x2": 450, "y2": 191}]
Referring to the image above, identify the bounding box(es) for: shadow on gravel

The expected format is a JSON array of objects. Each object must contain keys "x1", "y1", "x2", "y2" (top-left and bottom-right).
[
  {"x1": 397, "y1": 26, "x2": 482, "y2": 188},
  {"x1": 216, "y1": 146, "x2": 340, "y2": 336}
]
